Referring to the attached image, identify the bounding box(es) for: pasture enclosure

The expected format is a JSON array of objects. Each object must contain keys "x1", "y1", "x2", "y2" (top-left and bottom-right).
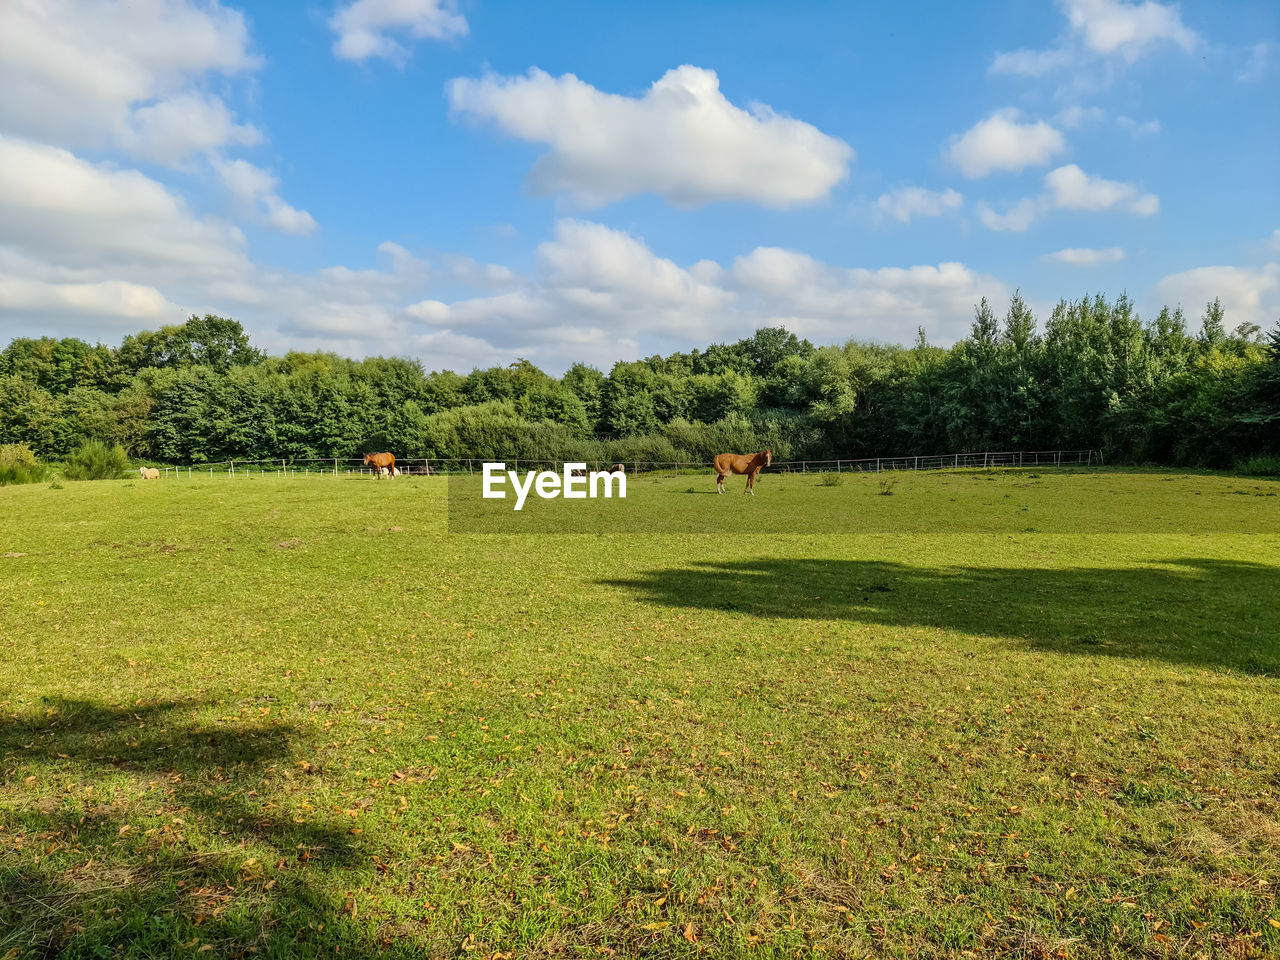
[
  {"x1": 1, "y1": 469, "x2": 1277, "y2": 959},
  {"x1": 129, "y1": 448, "x2": 1104, "y2": 481}
]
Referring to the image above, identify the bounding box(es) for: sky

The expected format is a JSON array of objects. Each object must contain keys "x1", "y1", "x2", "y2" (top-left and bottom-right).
[{"x1": 0, "y1": 0, "x2": 1277, "y2": 374}]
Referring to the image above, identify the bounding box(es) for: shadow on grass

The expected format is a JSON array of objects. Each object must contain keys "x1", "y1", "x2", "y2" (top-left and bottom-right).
[
  {"x1": 0, "y1": 699, "x2": 419, "y2": 959},
  {"x1": 603, "y1": 557, "x2": 1279, "y2": 675}
]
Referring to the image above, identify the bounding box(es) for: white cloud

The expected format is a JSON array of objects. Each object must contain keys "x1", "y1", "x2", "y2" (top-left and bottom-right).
[
  {"x1": 944, "y1": 109, "x2": 1065, "y2": 178},
  {"x1": 1056, "y1": 105, "x2": 1106, "y2": 128},
  {"x1": 1044, "y1": 163, "x2": 1158, "y2": 214},
  {"x1": 447, "y1": 65, "x2": 854, "y2": 208},
  {"x1": 0, "y1": 1, "x2": 314, "y2": 236},
  {"x1": 991, "y1": 47, "x2": 1078, "y2": 77},
  {"x1": 1154, "y1": 263, "x2": 1280, "y2": 331},
  {"x1": 329, "y1": 0, "x2": 468, "y2": 62},
  {"x1": 1046, "y1": 246, "x2": 1126, "y2": 265},
  {"x1": 118, "y1": 93, "x2": 263, "y2": 167},
  {"x1": 977, "y1": 199, "x2": 1041, "y2": 233},
  {"x1": 1062, "y1": 0, "x2": 1197, "y2": 60},
  {"x1": 0, "y1": 132, "x2": 996, "y2": 372},
  {"x1": 0, "y1": 273, "x2": 181, "y2": 321},
  {"x1": 212, "y1": 158, "x2": 319, "y2": 236},
  {"x1": 0, "y1": 0, "x2": 257, "y2": 156},
  {"x1": 403, "y1": 220, "x2": 1005, "y2": 366},
  {"x1": 992, "y1": 0, "x2": 1198, "y2": 79},
  {"x1": 874, "y1": 186, "x2": 963, "y2": 224},
  {"x1": 978, "y1": 164, "x2": 1158, "y2": 232},
  {"x1": 1115, "y1": 115, "x2": 1160, "y2": 136},
  {"x1": 0, "y1": 136, "x2": 249, "y2": 276}
]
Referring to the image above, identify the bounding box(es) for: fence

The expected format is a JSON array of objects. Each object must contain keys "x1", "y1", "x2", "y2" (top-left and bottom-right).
[{"x1": 142, "y1": 449, "x2": 1103, "y2": 480}]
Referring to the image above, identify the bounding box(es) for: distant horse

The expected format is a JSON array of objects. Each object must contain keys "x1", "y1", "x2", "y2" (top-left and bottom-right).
[
  {"x1": 713, "y1": 450, "x2": 771, "y2": 495},
  {"x1": 139, "y1": 467, "x2": 159, "y2": 480},
  {"x1": 364, "y1": 452, "x2": 395, "y2": 478}
]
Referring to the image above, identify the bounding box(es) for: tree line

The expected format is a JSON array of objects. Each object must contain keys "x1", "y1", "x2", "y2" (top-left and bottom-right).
[{"x1": 1, "y1": 295, "x2": 1277, "y2": 468}]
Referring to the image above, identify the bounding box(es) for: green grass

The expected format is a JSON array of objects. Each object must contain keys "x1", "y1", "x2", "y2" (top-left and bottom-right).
[
  {"x1": 1, "y1": 470, "x2": 1277, "y2": 958},
  {"x1": 446, "y1": 465, "x2": 1280, "y2": 533}
]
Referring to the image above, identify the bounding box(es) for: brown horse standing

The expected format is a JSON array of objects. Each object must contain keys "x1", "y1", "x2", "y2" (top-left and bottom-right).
[
  {"x1": 713, "y1": 450, "x2": 772, "y2": 495},
  {"x1": 364, "y1": 451, "x2": 395, "y2": 478}
]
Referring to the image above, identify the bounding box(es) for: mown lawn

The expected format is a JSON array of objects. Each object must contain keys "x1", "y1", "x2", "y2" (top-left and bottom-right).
[{"x1": 1, "y1": 469, "x2": 1277, "y2": 958}]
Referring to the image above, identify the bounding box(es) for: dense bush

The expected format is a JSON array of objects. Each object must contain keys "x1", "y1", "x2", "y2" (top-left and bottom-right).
[
  {"x1": 62, "y1": 440, "x2": 130, "y2": 481},
  {"x1": 0, "y1": 443, "x2": 46, "y2": 485},
  {"x1": 2, "y1": 304, "x2": 1277, "y2": 468},
  {"x1": 1236, "y1": 454, "x2": 1280, "y2": 477}
]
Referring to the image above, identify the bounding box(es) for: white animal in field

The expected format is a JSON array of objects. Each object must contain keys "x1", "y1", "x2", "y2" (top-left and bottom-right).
[
  {"x1": 392, "y1": 466, "x2": 401, "y2": 476},
  {"x1": 139, "y1": 467, "x2": 160, "y2": 480}
]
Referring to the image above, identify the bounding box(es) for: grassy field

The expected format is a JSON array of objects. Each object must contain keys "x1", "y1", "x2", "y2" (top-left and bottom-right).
[{"x1": 1, "y1": 469, "x2": 1277, "y2": 958}]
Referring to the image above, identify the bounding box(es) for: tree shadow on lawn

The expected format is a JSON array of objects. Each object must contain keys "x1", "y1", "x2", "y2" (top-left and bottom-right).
[
  {"x1": 603, "y1": 557, "x2": 1279, "y2": 675},
  {"x1": 0, "y1": 699, "x2": 422, "y2": 959}
]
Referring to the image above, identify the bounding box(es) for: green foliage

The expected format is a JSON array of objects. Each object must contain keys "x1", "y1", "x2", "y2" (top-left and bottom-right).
[
  {"x1": 62, "y1": 440, "x2": 130, "y2": 481},
  {"x1": 0, "y1": 442, "x2": 46, "y2": 485},
  {"x1": 1236, "y1": 454, "x2": 1280, "y2": 477},
  {"x1": 2, "y1": 307, "x2": 1275, "y2": 468}
]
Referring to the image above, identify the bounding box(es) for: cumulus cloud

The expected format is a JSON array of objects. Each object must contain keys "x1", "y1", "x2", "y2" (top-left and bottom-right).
[
  {"x1": 1046, "y1": 246, "x2": 1126, "y2": 265},
  {"x1": 0, "y1": 0, "x2": 315, "y2": 237},
  {"x1": 0, "y1": 134, "x2": 998, "y2": 372},
  {"x1": 874, "y1": 186, "x2": 964, "y2": 224},
  {"x1": 992, "y1": 0, "x2": 1198, "y2": 79},
  {"x1": 944, "y1": 109, "x2": 1065, "y2": 178},
  {"x1": 978, "y1": 164, "x2": 1158, "y2": 232},
  {"x1": 447, "y1": 65, "x2": 854, "y2": 208},
  {"x1": 0, "y1": 272, "x2": 181, "y2": 323},
  {"x1": 0, "y1": 0, "x2": 257, "y2": 157},
  {"x1": 403, "y1": 219, "x2": 1005, "y2": 366},
  {"x1": 1044, "y1": 164, "x2": 1158, "y2": 213},
  {"x1": 118, "y1": 93, "x2": 263, "y2": 167},
  {"x1": 1062, "y1": 0, "x2": 1197, "y2": 60},
  {"x1": 0, "y1": 139, "x2": 496, "y2": 368},
  {"x1": 1154, "y1": 263, "x2": 1280, "y2": 331},
  {"x1": 0, "y1": 136, "x2": 249, "y2": 276},
  {"x1": 212, "y1": 158, "x2": 319, "y2": 236},
  {"x1": 329, "y1": 0, "x2": 468, "y2": 62}
]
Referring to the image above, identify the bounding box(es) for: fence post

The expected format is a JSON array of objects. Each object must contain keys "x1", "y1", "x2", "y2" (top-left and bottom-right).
[
  {"x1": 1087, "y1": 449, "x2": 1092, "y2": 466},
  {"x1": 876, "y1": 458, "x2": 881, "y2": 473}
]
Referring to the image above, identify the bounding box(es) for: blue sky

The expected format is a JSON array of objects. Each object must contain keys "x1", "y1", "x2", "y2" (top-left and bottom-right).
[{"x1": 0, "y1": 0, "x2": 1276, "y2": 373}]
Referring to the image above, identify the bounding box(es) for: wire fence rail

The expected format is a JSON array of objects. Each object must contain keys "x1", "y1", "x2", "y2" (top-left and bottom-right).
[{"x1": 141, "y1": 449, "x2": 1104, "y2": 480}]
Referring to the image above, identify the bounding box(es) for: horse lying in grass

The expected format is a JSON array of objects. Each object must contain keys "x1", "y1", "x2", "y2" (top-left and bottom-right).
[
  {"x1": 713, "y1": 450, "x2": 771, "y2": 495},
  {"x1": 364, "y1": 452, "x2": 395, "y2": 478}
]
